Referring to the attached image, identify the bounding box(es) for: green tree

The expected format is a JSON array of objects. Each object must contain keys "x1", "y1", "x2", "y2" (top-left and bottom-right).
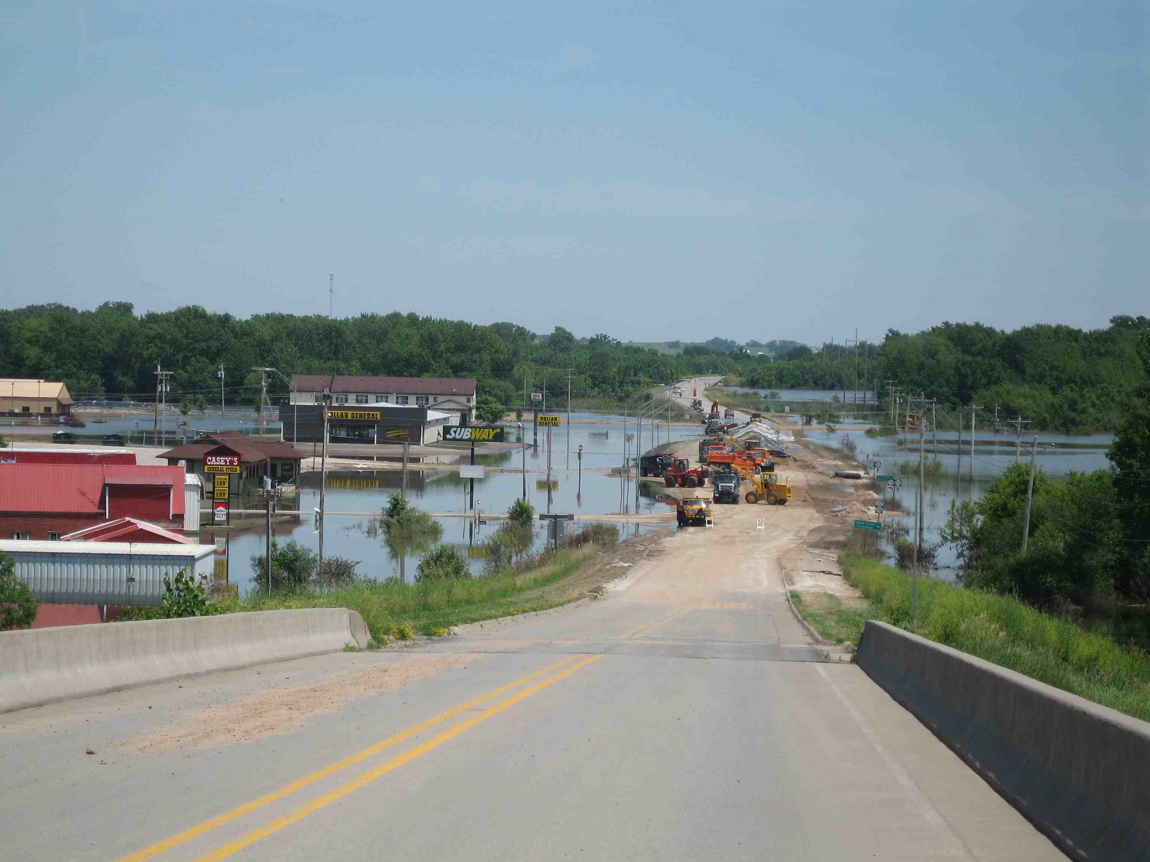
[
  {"x1": 156, "y1": 570, "x2": 216, "y2": 618},
  {"x1": 475, "y1": 395, "x2": 505, "y2": 425},
  {"x1": 1109, "y1": 331, "x2": 1150, "y2": 598},
  {"x1": 0, "y1": 553, "x2": 37, "y2": 630},
  {"x1": 508, "y1": 497, "x2": 534, "y2": 528}
]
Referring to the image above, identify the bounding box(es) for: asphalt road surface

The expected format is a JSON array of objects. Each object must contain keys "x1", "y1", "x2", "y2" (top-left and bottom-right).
[{"x1": 0, "y1": 492, "x2": 1065, "y2": 862}]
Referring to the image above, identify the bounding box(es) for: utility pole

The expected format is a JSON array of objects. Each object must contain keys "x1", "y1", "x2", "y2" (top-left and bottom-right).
[
  {"x1": 254, "y1": 367, "x2": 271, "y2": 435},
  {"x1": 263, "y1": 462, "x2": 273, "y2": 596},
  {"x1": 969, "y1": 404, "x2": 980, "y2": 496},
  {"x1": 904, "y1": 393, "x2": 913, "y2": 447},
  {"x1": 565, "y1": 368, "x2": 574, "y2": 469},
  {"x1": 931, "y1": 401, "x2": 938, "y2": 458},
  {"x1": 317, "y1": 392, "x2": 330, "y2": 572},
  {"x1": 1009, "y1": 417, "x2": 1030, "y2": 463},
  {"x1": 153, "y1": 364, "x2": 172, "y2": 446},
  {"x1": 1021, "y1": 436, "x2": 1039, "y2": 553},
  {"x1": 328, "y1": 274, "x2": 333, "y2": 319},
  {"x1": 400, "y1": 441, "x2": 410, "y2": 501},
  {"x1": 218, "y1": 365, "x2": 225, "y2": 430}
]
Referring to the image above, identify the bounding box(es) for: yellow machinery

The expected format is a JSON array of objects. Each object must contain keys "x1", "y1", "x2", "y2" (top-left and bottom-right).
[
  {"x1": 743, "y1": 472, "x2": 792, "y2": 505},
  {"x1": 676, "y1": 496, "x2": 714, "y2": 527}
]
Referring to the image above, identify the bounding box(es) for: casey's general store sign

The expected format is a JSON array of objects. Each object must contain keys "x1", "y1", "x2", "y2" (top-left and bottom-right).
[{"x1": 203, "y1": 454, "x2": 240, "y2": 474}]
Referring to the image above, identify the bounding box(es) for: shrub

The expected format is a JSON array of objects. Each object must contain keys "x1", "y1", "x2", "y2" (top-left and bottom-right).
[
  {"x1": 250, "y1": 540, "x2": 316, "y2": 592},
  {"x1": 508, "y1": 497, "x2": 535, "y2": 528},
  {"x1": 158, "y1": 569, "x2": 217, "y2": 618},
  {"x1": 0, "y1": 553, "x2": 37, "y2": 630},
  {"x1": 560, "y1": 523, "x2": 619, "y2": 549},
  {"x1": 315, "y1": 556, "x2": 359, "y2": 588},
  {"x1": 417, "y1": 544, "x2": 470, "y2": 582}
]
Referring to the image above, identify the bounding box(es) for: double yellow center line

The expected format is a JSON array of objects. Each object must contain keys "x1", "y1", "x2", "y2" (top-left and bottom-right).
[{"x1": 117, "y1": 654, "x2": 601, "y2": 862}]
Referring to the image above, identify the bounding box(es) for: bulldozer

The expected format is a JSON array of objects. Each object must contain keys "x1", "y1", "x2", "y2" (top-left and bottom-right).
[
  {"x1": 676, "y1": 495, "x2": 713, "y2": 527},
  {"x1": 743, "y1": 472, "x2": 792, "y2": 505}
]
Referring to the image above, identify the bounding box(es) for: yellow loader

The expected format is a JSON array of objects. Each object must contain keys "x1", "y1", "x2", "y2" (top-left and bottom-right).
[{"x1": 743, "y1": 472, "x2": 792, "y2": 506}]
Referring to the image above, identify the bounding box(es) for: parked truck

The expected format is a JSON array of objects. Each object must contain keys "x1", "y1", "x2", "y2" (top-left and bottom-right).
[
  {"x1": 639, "y1": 454, "x2": 675, "y2": 477},
  {"x1": 711, "y1": 469, "x2": 741, "y2": 504},
  {"x1": 676, "y1": 496, "x2": 713, "y2": 527}
]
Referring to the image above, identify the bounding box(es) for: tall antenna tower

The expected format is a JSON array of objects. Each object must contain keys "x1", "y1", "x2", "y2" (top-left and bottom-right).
[{"x1": 329, "y1": 274, "x2": 333, "y2": 318}]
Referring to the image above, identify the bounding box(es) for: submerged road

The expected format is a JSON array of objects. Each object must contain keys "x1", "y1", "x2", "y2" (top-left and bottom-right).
[{"x1": 0, "y1": 493, "x2": 1064, "y2": 862}]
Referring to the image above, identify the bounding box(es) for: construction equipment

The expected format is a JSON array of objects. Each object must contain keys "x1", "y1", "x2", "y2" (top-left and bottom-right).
[
  {"x1": 905, "y1": 412, "x2": 922, "y2": 429},
  {"x1": 664, "y1": 457, "x2": 708, "y2": 488},
  {"x1": 711, "y1": 469, "x2": 741, "y2": 504},
  {"x1": 723, "y1": 408, "x2": 735, "y2": 420},
  {"x1": 690, "y1": 398, "x2": 703, "y2": 411},
  {"x1": 639, "y1": 454, "x2": 675, "y2": 477},
  {"x1": 709, "y1": 400, "x2": 720, "y2": 420},
  {"x1": 743, "y1": 472, "x2": 792, "y2": 505},
  {"x1": 676, "y1": 495, "x2": 713, "y2": 527}
]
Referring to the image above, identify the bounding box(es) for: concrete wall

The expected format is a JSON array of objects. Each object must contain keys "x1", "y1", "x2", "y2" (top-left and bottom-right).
[
  {"x1": 0, "y1": 608, "x2": 371, "y2": 714},
  {"x1": 856, "y1": 620, "x2": 1150, "y2": 861}
]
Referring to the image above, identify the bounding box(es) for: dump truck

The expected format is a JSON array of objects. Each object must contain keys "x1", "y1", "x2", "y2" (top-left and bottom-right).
[
  {"x1": 743, "y1": 472, "x2": 793, "y2": 505},
  {"x1": 711, "y1": 469, "x2": 741, "y2": 504},
  {"x1": 639, "y1": 454, "x2": 675, "y2": 477},
  {"x1": 676, "y1": 496, "x2": 713, "y2": 527}
]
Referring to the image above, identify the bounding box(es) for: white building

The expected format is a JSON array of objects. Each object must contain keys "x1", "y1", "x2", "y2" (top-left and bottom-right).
[{"x1": 290, "y1": 375, "x2": 477, "y2": 424}]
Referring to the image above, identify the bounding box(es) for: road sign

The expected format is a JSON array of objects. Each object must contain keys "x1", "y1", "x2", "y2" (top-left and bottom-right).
[
  {"x1": 854, "y1": 519, "x2": 881, "y2": 531},
  {"x1": 204, "y1": 455, "x2": 240, "y2": 474},
  {"x1": 876, "y1": 474, "x2": 894, "y2": 482},
  {"x1": 531, "y1": 392, "x2": 543, "y2": 403},
  {"x1": 756, "y1": 519, "x2": 765, "y2": 532},
  {"x1": 875, "y1": 503, "x2": 884, "y2": 515},
  {"x1": 537, "y1": 414, "x2": 561, "y2": 427},
  {"x1": 459, "y1": 465, "x2": 486, "y2": 480},
  {"x1": 213, "y1": 500, "x2": 230, "y2": 525},
  {"x1": 536, "y1": 479, "x2": 559, "y2": 491},
  {"x1": 213, "y1": 474, "x2": 230, "y2": 500},
  {"x1": 214, "y1": 536, "x2": 227, "y2": 556},
  {"x1": 538, "y1": 513, "x2": 575, "y2": 521}
]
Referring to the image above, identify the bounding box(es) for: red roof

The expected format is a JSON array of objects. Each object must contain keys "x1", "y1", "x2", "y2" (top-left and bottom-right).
[
  {"x1": 0, "y1": 464, "x2": 186, "y2": 516},
  {"x1": 60, "y1": 518, "x2": 192, "y2": 544},
  {"x1": 292, "y1": 374, "x2": 476, "y2": 396},
  {"x1": 158, "y1": 434, "x2": 303, "y2": 464}
]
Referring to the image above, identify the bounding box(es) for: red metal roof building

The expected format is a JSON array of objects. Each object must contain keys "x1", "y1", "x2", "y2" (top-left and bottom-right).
[
  {"x1": 0, "y1": 448, "x2": 136, "y2": 465},
  {"x1": 0, "y1": 464, "x2": 187, "y2": 540},
  {"x1": 60, "y1": 517, "x2": 193, "y2": 544}
]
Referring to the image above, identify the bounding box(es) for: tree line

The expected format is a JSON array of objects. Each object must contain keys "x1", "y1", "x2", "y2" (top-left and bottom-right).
[
  {"x1": 942, "y1": 332, "x2": 1150, "y2": 605},
  {"x1": 0, "y1": 302, "x2": 1145, "y2": 430}
]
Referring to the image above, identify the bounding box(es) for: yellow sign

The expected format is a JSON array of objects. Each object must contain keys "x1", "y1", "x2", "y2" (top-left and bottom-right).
[
  {"x1": 213, "y1": 486, "x2": 230, "y2": 500},
  {"x1": 214, "y1": 475, "x2": 229, "y2": 490},
  {"x1": 385, "y1": 428, "x2": 409, "y2": 439},
  {"x1": 537, "y1": 414, "x2": 561, "y2": 427},
  {"x1": 204, "y1": 464, "x2": 240, "y2": 474},
  {"x1": 536, "y1": 479, "x2": 560, "y2": 491},
  {"x1": 329, "y1": 410, "x2": 380, "y2": 421}
]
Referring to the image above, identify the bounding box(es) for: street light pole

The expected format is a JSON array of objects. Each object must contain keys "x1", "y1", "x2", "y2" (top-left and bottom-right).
[{"x1": 516, "y1": 422, "x2": 527, "y2": 500}]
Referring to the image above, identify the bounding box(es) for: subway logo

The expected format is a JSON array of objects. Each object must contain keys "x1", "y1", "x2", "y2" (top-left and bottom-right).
[{"x1": 444, "y1": 426, "x2": 505, "y2": 442}]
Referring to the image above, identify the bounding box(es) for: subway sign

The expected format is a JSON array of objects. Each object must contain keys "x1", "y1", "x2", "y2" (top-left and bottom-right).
[
  {"x1": 329, "y1": 410, "x2": 381, "y2": 421},
  {"x1": 443, "y1": 426, "x2": 505, "y2": 443}
]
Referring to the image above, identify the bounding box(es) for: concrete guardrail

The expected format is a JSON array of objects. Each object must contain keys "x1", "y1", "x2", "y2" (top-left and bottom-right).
[
  {"x1": 0, "y1": 609, "x2": 371, "y2": 714},
  {"x1": 856, "y1": 620, "x2": 1150, "y2": 861}
]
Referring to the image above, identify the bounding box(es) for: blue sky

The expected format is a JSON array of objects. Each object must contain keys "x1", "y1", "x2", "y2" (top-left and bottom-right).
[{"x1": 1, "y1": 1, "x2": 1146, "y2": 344}]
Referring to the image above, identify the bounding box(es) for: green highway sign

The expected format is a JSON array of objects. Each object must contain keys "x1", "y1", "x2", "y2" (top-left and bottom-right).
[
  {"x1": 876, "y1": 474, "x2": 893, "y2": 482},
  {"x1": 854, "y1": 520, "x2": 882, "y2": 532}
]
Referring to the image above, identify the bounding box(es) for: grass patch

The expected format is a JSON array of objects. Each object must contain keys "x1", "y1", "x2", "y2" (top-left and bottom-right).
[
  {"x1": 789, "y1": 592, "x2": 871, "y2": 644},
  {"x1": 224, "y1": 547, "x2": 598, "y2": 641},
  {"x1": 840, "y1": 553, "x2": 1150, "y2": 722}
]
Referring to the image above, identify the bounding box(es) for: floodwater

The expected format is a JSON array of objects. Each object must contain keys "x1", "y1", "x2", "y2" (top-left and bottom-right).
[
  {"x1": 208, "y1": 412, "x2": 696, "y2": 595},
  {"x1": 724, "y1": 386, "x2": 878, "y2": 405},
  {"x1": 801, "y1": 424, "x2": 1113, "y2": 580}
]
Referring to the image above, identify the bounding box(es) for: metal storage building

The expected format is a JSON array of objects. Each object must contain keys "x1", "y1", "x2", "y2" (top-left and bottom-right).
[{"x1": 0, "y1": 540, "x2": 216, "y2": 606}]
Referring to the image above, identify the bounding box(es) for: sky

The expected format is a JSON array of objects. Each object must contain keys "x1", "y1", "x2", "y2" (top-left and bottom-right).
[{"x1": 1, "y1": 1, "x2": 1146, "y2": 345}]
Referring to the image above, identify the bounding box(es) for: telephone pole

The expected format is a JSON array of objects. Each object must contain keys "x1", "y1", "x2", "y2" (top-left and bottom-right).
[
  {"x1": 218, "y1": 365, "x2": 226, "y2": 429},
  {"x1": 328, "y1": 274, "x2": 334, "y2": 318},
  {"x1": 1021, "y1": 436, "x2": 1039, "y2": 553},
  {"x1": 968, "y1": 404, "x2": 980, "y2": 496},
  {"x1": 153, "y1": 364, "x2": 172, "y2": 446},
  {"x1": 1009, "y1": 417, "x2": 1031, "y2": 463},
  {"x1": 565, "y1": 369, "x2": 574, "y2": 469}
]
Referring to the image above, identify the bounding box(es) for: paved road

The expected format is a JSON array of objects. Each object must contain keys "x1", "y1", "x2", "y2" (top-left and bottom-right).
[{"x1": 0, "y1": 491, "x2": 1063, "y2": 861}]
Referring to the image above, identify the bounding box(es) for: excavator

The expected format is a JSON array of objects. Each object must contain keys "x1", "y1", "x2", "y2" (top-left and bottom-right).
[{"x1": 743, "y1": 472, "x2": 792, "y2": 505}]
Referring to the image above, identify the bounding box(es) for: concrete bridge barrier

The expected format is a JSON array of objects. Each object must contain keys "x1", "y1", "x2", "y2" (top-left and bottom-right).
[
  {"x1": 0, "y1": 609, "x2": 371, "y2": 714},
  {"x1": 857, "y1": 620, "x2": 1150, "y2": 861}
]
